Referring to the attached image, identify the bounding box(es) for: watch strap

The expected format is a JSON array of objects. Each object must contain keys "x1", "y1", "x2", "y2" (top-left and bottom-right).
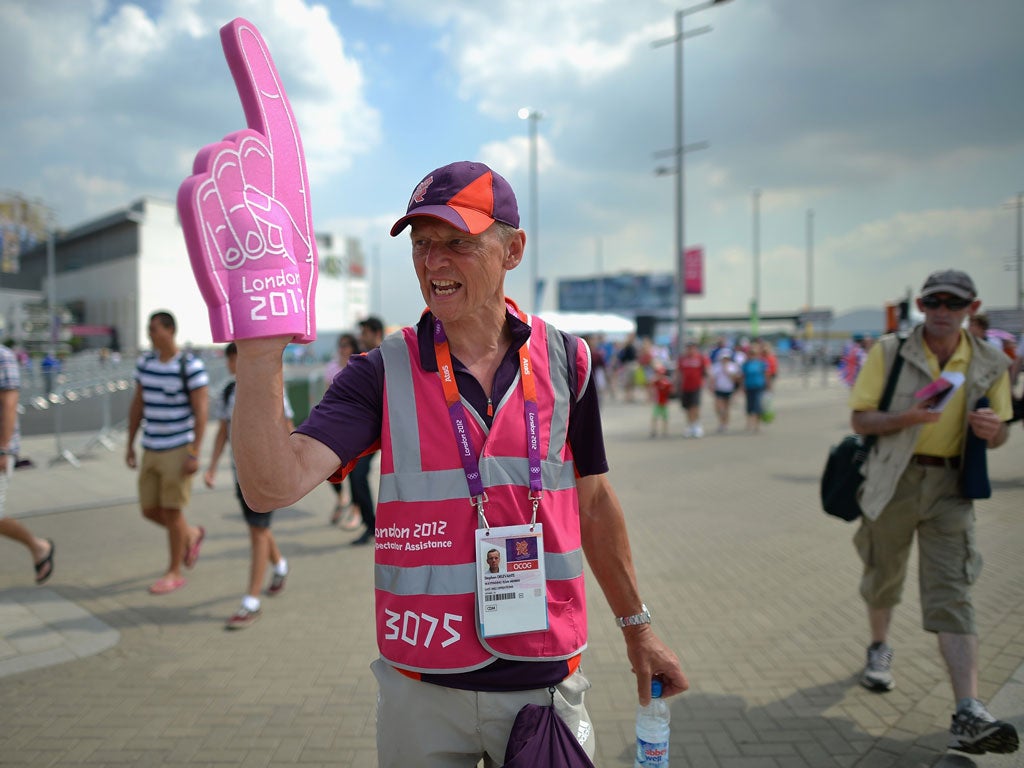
[{"x1": 615, "y1": 603, "x2": 651, "y2": 628}]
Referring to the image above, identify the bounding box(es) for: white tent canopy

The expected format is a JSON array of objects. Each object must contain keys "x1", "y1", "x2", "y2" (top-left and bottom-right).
[{"x1": 538, "y1": 311, "x2": 636, "y2": 338}]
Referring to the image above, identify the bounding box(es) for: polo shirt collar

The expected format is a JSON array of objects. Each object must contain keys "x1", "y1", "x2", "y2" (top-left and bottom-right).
[
  {"x1": 922, "y1": 328, "x2": 972, "y2": 370},
  {"x1": 414, "y1": 308, "x2": 534, "y2": 373}
]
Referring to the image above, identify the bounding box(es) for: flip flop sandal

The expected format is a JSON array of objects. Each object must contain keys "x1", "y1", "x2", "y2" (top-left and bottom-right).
[
  {"x1": 149, "y1": 576, "x2": 186, "y2": 595},
  {"x1": 184, "y1": 526, "x2": 206, "y2": 569},
  {"x1": 34, "y1": 539, "x2": 55, "y2": 584}
]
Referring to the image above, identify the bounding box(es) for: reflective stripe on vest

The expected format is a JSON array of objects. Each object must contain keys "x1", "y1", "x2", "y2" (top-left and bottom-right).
[{"x1": 374, "y1": 316, "x2": 589, "y2": 673}]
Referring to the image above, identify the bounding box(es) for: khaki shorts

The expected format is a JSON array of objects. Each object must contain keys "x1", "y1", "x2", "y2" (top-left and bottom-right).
[
  {"x1": 371, "y1": 658, "x2": 595, "y2": 767},
  {"x1": 138, "y1": 445, "x2": 193, "y2": 511},
  {"x1": 854, "y1": 463, "x2": 982, "y2": 634}
]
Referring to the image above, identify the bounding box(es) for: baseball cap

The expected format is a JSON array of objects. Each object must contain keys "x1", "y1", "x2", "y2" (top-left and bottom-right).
[
  {"x1": 920, "y1": 269, "x2": 976, "y2": 300},
  {"x1": 390, "y1": 161, "x2": 520, "y2": 237}
]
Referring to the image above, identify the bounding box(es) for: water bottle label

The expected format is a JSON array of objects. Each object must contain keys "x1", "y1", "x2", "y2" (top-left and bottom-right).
[{"x1": 636, "y1": 737, "x2": 669, "y2": 766}]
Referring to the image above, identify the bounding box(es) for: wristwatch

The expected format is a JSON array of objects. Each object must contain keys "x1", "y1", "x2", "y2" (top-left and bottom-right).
[{"x1": 615, "y1": 603, "x2": 652, "y2": 628}]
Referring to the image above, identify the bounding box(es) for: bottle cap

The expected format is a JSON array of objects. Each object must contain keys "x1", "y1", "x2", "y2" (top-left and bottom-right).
[{"x1": 651, "y1": 679, "x2": 663, "y2": 698}]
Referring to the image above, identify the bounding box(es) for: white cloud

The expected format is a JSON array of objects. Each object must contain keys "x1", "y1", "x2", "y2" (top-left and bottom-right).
[
  {"x1": 4, "y1": 0, "x2": 1024, "y2": 328},
  {"x1": 0, "y1": 0, "x2": 379, "y2": 224}
]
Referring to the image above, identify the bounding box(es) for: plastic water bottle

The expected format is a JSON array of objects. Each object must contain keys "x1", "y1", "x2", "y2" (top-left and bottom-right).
[{"x1": 634, "y1": 679, "x2": 670, "y2": 767}]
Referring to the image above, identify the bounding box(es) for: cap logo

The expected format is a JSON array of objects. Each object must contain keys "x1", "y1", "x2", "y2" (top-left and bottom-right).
[{"x1": 412, "y1": 176, "x2": 433, "y2": 204}]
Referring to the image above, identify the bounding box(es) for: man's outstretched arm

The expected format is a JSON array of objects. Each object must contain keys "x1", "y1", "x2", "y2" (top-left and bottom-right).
[{"x1": 231, "y1": 336, "x2": 340, "y2": 512}]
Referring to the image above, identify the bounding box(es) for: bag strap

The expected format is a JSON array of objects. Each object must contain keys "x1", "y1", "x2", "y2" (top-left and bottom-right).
[
  {"x1": 862, "y1": 336, "x2": 906, "y2": 453},
  {"x1": 179, "y1": 353, "x2": 194, "y2": 412}
]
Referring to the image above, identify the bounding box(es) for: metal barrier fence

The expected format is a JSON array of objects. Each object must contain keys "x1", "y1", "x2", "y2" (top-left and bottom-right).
[{"x1": 16, "y1": 352, "x2": 327, "y2": 468}]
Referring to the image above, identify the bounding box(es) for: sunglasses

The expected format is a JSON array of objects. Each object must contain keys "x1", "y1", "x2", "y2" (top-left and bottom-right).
[{"x1": 921, "y1": 295, "x2": 972, "y2": 311}]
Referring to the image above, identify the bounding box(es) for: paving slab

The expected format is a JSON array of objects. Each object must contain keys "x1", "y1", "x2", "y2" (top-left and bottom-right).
[{"x1": 0, "y1": 372, "x2": 1021, "y2": 766}]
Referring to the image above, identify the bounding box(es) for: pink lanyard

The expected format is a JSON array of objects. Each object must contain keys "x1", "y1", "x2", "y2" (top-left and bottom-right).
[{"x1": 431, "y1": 301, "x2": 543, "y2": 526}]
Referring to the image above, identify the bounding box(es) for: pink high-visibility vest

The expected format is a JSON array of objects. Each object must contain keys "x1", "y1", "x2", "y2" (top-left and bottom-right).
[{"x1": 374, "y1": 315, "x2": 591, "y2": 673}]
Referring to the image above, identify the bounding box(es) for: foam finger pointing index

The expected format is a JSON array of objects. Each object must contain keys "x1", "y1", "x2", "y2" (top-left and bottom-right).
[{"x1": 220, "y1": 19, "x2": 302, "y2": 194}]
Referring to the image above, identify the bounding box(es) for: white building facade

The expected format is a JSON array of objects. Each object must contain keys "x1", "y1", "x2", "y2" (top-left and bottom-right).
[{"x1": 2, "y1": 197, "x2": 368, "y2": 355}]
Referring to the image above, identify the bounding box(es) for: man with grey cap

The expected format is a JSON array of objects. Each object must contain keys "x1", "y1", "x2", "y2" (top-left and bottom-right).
[
  {"x1": 229, "y1": 161, "x2": 687, "y2": 765},
  {"x1": 848, "y1": 269, "x2": 1017, "y2": 755}
]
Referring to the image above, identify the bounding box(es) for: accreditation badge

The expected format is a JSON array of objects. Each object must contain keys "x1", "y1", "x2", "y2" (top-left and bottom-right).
[{"x1": 475, "y1": 524, "x2": 548, "y2": 638}]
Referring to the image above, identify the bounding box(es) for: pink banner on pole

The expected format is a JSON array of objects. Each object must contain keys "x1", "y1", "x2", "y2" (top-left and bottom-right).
[{"x1": 683, "y1": 246, "x2": 703, "y2": 296}]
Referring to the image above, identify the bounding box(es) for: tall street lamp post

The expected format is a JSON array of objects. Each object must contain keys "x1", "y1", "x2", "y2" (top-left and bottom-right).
[
  {"x1": 518, "y1": 108, "x2": 542, "y2": 314},
  {"x1": 751, "y1": 188, "x2": 760, "y2": 337},
  {"x1": 653, "y1": 0, "x2": 732, "y2": 352}
]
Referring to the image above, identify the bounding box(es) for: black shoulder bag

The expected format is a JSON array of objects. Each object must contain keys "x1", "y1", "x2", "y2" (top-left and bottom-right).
[{"x1": 820, "y1": 338, "x2": 905, "y2": 521}]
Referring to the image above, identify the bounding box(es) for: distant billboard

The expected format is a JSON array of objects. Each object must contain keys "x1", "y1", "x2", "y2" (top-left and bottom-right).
[
  {"x1": 0, "y1": 195, "x2": 49, "y2": 274},
  {"x1": 558, "y1": 272, "x2": 675, "y2": 314},
  {"x1": 683, "y1": 247, "x2": 703, "y2": 296}
]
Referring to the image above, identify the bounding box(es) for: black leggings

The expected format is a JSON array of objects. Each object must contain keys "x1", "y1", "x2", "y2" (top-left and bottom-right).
[{"x1": 348, "y1": 453, "x2": 376, "y2": 530}]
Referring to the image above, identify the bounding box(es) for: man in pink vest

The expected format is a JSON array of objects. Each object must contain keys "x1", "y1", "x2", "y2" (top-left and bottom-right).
[{"x1": 231, "y1": 161, "x2": 687, "y2": 765}]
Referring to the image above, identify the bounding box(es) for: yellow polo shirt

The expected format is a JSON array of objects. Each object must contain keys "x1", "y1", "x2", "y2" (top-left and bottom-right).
[{"x1": 850, "y1": 331, "x2": 1012, "y2": 457}]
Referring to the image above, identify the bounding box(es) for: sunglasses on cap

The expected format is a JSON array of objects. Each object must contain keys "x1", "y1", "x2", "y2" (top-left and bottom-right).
[{"x1": 920, "y1": 295, "x2": 972, "y2": 311}]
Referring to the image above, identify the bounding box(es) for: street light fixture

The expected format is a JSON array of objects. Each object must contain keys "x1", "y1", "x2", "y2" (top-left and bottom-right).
[
  {"x1": 653, "y1": 0, "x2": 732, "y2": 351},
  {"x1": 518, "y1": 107, "x2": 543, "y2": 313}
]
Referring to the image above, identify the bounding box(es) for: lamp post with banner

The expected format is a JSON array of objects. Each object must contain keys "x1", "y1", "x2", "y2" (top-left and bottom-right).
[{"x1": 653, "y1": 0, "x2": 733, "y2": 352}]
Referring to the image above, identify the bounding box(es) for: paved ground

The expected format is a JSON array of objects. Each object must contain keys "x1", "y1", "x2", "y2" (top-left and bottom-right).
[{"x1": 1, "y1": 372, "x2": 1022, "y2": 767}]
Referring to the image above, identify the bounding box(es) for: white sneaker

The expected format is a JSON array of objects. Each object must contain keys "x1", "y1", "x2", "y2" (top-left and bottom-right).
[
  {"x1": 949, "y1": 698, "x2": 1019, "y2": 754},
  {"x1": 860, "y1": 642, "x2": 895, "y2": 692},
  {"x1": 692, "y1": 424, "x2": 704, "y2": 438}
]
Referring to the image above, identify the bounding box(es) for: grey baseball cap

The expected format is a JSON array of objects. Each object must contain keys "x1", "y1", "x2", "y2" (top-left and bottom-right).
[{"x1": 920, "y1": 269, "x2": 976, "y2": 300}]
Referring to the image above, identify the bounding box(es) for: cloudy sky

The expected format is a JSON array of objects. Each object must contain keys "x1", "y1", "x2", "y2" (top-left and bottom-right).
[{"x1": 2, "y1": 0, "x2": 1022, "y2": 330}]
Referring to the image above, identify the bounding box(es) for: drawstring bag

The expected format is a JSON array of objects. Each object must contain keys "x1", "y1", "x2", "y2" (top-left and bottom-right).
[{"x1": 503, "y1": 701, "x2": 595, "y2": 768}]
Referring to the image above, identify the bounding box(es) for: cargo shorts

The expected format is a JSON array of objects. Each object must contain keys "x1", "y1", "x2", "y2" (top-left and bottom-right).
[
  {"x1": 138, "y1": 444, "x2": 193, "y2": 511},
  {"x1": 854, "y1": 462, "x2": 982, "y2": 635}
]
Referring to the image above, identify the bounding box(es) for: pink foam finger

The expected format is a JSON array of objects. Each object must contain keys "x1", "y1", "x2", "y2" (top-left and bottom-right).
[
  {"x1": 236, "y1": 134, "x2": 274, "y2": 195},
  {"x1": 244, "y1": 189, "x2": 295, "y2": 263},
  {"x1": 220, "y1": 22, "x2": 303, "y2": 208},
  {"x1": 243, "y1": 189, "x2": 312, "y2": 272},
  {"x1": 179, "y1": 19, "x2": 318, "y2": 343},
  {"x1": 236, "y1": 133, "x2": 281, "y2": 258},
  {"x1": 220, "y1": 18, "x2": 317, "y2": 343},
  {"x1": 210, "y1": 146, "x2": 261, "y2": 265},
  {"x1": 222, "y1": 201, "x2": 306, "y2": 340},
  {"x1": 222, "y1": 263, "x2": 308, "y2": 341},
  {"x1": 178, "y1": 171, "x2": 233, "y2": 341}
]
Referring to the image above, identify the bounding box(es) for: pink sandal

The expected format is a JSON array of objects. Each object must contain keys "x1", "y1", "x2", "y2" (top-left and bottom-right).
[
  {"x1": 184, "y1": 526, "x2": 206, "y2": 569},
  {"x1": 149, "y1": 576, "x2": 186, "y2": 595}
]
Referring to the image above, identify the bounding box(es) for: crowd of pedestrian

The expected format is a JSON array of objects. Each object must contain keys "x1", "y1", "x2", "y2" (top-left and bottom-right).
[
  {"x1": 4, "y1": 161, "x2": 1021, "y2": 763},
  {"x1": 585, "y1": 332, "x2": 781, "y2": 437}
]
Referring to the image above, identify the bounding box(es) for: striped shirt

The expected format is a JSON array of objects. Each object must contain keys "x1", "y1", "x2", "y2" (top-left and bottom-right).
[
  {"x1": 0, "y1": 345, "x2": 21, "y2": 457},
  {"x1": 135, "y1": 351, "x2": 209, "y2": 451}
]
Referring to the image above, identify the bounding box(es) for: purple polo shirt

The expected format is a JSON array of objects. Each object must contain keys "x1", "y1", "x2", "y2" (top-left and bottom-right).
[
  {"x1": 298, "y1": 311, "x2": 608, "y2": 474},
  {"x1": 297, "y1": 310, "x2": 609, "y2": 691}
]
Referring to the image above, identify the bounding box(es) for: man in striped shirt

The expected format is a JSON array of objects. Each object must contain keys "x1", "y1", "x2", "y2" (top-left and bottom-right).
[{"x1": 126, "y1": 311, "x2": 209, "y2": 595}]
